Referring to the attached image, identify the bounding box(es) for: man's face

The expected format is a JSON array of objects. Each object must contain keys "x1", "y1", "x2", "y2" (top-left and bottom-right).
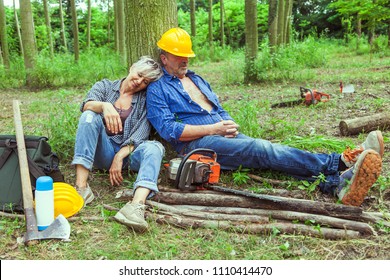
[{"x1": 161, "y1": 52, "x2": 189, "y2": 79}]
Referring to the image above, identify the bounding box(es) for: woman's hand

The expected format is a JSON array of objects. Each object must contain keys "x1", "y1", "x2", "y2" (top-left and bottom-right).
[
  {"x1": 102, "y1": 103, "x2": 122, "y2": 134},
  {"x1": 109, "y1": 154, "x2": 124, "y2": 186}
]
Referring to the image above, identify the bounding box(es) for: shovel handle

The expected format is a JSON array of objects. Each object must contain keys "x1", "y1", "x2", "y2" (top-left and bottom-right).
[{"x1": 13, "y1": 100, "x2": 39, "y2": 244}]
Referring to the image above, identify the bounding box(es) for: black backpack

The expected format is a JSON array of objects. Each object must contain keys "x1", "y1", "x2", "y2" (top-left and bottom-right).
[{"x1": 0, "y1": 135, "x2": 64, "y2": 212}]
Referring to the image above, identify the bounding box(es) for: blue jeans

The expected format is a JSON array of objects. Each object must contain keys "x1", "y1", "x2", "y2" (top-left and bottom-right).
[
  {"x1": 182, "y1": 134, "x2": 341, "y2": 194},
  {"x1": 71, "y1": 111, "x2": 165, "y2": 197}
]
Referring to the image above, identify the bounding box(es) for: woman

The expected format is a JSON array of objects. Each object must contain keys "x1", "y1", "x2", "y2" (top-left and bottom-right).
[{"x1": 72, "y1": 56, "x2": 164, "y2": 232}]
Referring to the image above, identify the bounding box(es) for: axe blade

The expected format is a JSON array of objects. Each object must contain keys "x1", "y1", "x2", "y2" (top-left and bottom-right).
[{"x1": 24, "y1": 214, "x2": 71, "y2": 243}]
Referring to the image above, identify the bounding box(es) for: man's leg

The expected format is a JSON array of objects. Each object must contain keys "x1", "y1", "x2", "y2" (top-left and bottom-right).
[{"x1": 184, "y1": 134, "x2": 340, "y2": 193}]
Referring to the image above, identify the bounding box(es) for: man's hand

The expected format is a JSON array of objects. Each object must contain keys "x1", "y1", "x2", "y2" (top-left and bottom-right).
[
  {"x1": 214, "y1": 120, "x2": 239, "y2": 138},
  {"x1": 102, "y1": 103, "x2": 122, "y2": 134}
]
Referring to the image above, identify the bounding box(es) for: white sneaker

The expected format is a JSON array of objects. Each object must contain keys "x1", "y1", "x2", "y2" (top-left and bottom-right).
[
  {"x1": 114, "y1": 202, "x2": 148, "y2": 232},
  {"x1": 76, "y1": 184, "x2": 95, "y2": 205}
]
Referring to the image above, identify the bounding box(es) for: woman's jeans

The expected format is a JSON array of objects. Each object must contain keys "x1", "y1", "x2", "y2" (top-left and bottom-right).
[
  {"x1": 182, "y1": 134, "x2": 341, "y2": 194},
  {"x1": 72, "y1": 111, "x2": 164, "y2": 198}
]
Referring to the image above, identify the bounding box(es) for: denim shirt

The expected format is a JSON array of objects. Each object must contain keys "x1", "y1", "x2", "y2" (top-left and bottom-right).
[
  {"x1": 81, "y1": 79, "x2": 150, "y2": 148},
  {"x1": 146, "y1": 68, "x2": 233, "y2": 152}
]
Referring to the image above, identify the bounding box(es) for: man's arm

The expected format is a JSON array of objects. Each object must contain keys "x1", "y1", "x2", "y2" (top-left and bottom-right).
[{"x1": 179, "y1": 120, "x2": 239, "y2": 141}]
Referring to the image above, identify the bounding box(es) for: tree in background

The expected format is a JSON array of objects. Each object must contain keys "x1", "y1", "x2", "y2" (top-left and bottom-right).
[
  {"x1": 86, "y1": 0, "x2": 91, "y2": 49},
  {"x1": 0, "y1": 0, "x2": 10, "y2": 68},
  {"x1": 70, "y1": 0, "x2": 79, "y2": 62},
  {"x1": 115, "y1": 0, "x2": 126, "y2": 65},
  {"x1": 58, "y1": 0, "x2": 67, "y2": 52},
  {"x1": 20, "y1": 0, "x2": 37, "y2": 86},
  {"x1": 244, "y1": 0, "x2": 257, "y2": 83},
  {"x1": 190, "y1": 0, "x2": 196, "y2": 37},
  {"x1": 124, "y1": 0, "x2": 177, "y2": 65},
  {"x1": 220, "y1": 0, "x2": 225, "y2": 47},
  {"x1": 43, "y1": 0, "x2": 54, "y2": 57},
  {"x1": 208, "y1": 0, "x2": 213, "y2": 46},
  {"x1": 268, "y1": 0, "x2": 278, "y2": 52},
  {"x1": 13, "y1": 0, "x2": 23, "y2": 57}
]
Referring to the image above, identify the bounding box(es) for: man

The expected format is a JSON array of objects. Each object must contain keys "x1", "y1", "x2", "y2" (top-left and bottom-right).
[{"x1": 146, "y1": 27, "x2": 384, "y2": 207}]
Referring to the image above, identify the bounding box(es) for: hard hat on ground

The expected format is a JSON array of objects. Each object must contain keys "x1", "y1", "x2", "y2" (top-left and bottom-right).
[
  {"x1": 53, "y1": 182, "x2": 84, "y2": 218},
  {"x1": 157, "y1": 27, "x2": 195, "y2": 57}
]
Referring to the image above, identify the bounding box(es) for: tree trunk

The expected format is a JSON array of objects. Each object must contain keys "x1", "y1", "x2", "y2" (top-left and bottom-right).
[
  {"x1": 208, "y1": 0, "x2": 213, "y2": 46},
  {"x1": 356, "y1": 13, "x2": 361, "y2": 50},
  {"x1": 70, "y1": 0, "x2": 79, "y2": 63},
  {"x1": 268, "y1": 0, "x2": 278, "y2": 51},
  {"x1": 0, "y1": 0, "x2": 10, "y2": 68},
  {"x1": 19, "y1": 0, "x2": 37, "y2": 86},
  {"x1": 58, "y1": 0, "x2": 67, "y2": 52},
  {"x1": 117, "y1": 0, "x2": 126, "y2": 65},
  {"x1": 190, "y1": 0, "x2": 196, "y2": 37},
  {"x1": 220, "y1": 0, "x2": 224, "y2": 47},
  {"x1": 107, "y1": 0, "x2": 111, "y2": 45},
  {"x1": 244, "y1": 0, "x2": 258, "y2": 83},
  {"x1": 43, "y1": 0, "x2": 54, "y2": 58},
  {"x1": 276, "y1": 0, "x2": 285, "y2": 46},
  {"x1": 124, "y1": 0, "x2": 177, "y2": 65},
  {"x1": 86, "y1": 0, "x2": 91, "y2": 49},
  {"x1": 13, "y1": 0, "x2": 23, "y2": 57},
  {"x1": 284, "y1": 0, "x2": 292, "y2": 45}
]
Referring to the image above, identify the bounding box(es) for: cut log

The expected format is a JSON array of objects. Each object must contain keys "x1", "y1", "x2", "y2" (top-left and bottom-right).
[
  {"x1": 159, "y1": 204, "x2": 375, "y2": 235},
  {"x1": 339, "y1": 112, "x2": 390, "y2": 136},
  {"x1": 148, "y1": 212, "x2": 361, "y2": 240}
]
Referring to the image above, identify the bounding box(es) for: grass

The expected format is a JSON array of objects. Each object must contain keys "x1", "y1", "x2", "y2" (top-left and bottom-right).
[{"x1": 1, "y1": 37, "x2": 390, "y2": 260}]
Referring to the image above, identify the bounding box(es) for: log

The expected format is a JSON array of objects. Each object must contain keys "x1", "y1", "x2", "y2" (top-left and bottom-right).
[
  {"x1": 163, "y1": 204, "x2": 375, "y2": 235},
  {"x1": 339, "y1": 112, "x2": 390, "y2": 136},
  {"x1": 145, "y1": 188, "x2": 364, "y2": 220},
  {"x1": 148, "y1": 212, "x2": 361, "y2": 240}
]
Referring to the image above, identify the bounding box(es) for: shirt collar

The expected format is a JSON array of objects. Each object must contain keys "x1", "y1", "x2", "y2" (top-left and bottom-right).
[{"x1": 162, "y1": 67, "x2": 195, "y2": 81}]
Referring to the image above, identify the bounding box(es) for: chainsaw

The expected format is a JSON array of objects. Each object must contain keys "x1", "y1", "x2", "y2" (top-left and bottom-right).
[
  {"x1": 168, "y1": 149, "x2": 221, "y2": 191},
  {"x1": 271, "y1": 87, "x2": 330, "y2": 108}
]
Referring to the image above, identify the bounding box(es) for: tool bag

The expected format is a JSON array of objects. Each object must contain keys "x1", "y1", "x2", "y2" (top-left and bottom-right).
[{"x1": 0, "y1": 135, "x2": 64, "y2": 212}]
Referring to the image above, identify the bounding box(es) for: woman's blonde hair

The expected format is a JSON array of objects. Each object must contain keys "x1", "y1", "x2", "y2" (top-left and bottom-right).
[{"x1": 131, "y1": 56, "x2": 163, "y2": 81}]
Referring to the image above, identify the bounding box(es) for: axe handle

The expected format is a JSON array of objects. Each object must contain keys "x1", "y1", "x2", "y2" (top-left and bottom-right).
[{"x1": 13, "y1": 100, "x2": 39, "y2": 244}]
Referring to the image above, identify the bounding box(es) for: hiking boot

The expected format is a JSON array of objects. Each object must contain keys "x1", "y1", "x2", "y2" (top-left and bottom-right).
[
  {"x1": 76, "y1": 184, "x2": 95, "y2": 205},
  {"x1": 337, "y1": 149, "x2": 382, "y2": 206},
  {"x1": 114, "y1": 202, "x2": 148, "y2": 232},
  {"x1": 341, "y1": 130, "x2": 384, "y2": 168}
]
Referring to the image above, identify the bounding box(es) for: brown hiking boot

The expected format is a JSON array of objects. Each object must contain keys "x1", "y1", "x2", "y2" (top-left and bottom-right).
[
  {"x1": 341, "y1": 130, "x2": 384, "y2": 168},
  {"x1": 337, "y1": 149, "x2": 382, "y2": 206}
]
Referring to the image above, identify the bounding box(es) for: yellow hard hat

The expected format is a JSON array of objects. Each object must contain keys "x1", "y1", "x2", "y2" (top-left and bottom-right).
[
  {"x1": 157, "y1": 27, "x2": 196, "y2": 57},
  {"x1": 53, "y1": 182, "x2": 84, "y2": 218}
]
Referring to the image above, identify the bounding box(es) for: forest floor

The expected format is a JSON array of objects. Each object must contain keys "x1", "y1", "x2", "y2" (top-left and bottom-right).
[{"x1": 0, "y1": 50, "x2": 390, "y2": 261}]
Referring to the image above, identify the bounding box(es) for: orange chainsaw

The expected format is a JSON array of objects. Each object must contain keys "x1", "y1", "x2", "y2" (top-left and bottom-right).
[
  {"x1": 271, "y1": 87, "x2": 330, "y2": 108},
  {"x1": 167, "y1": 149, "x2": 221, "y2": 191}
]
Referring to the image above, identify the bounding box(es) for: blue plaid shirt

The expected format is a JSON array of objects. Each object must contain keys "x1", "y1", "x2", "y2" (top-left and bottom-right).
[
  {"x1": 146, "y1": 68, "x2": 233, "y2": 152},
  {"x1": 81, "y1": 79, "x2": 150, "y2": 148}
]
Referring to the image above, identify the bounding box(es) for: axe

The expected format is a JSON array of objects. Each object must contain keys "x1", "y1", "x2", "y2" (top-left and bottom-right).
[{"x1": 13, "y1": 100, "x2": 70, "y2": 245}]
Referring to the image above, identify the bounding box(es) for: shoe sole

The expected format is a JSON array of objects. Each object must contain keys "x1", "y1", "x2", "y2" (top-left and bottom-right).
[
  {"x1": 341, "y1": 150, "x2": 382, "y2": 206},
  {"x1": 113, "y1": 212, "x2": 148, "y2": 233}
]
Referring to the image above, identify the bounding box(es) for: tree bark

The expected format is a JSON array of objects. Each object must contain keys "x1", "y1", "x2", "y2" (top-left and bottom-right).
[
  {"x1": 70, "y1": 0, "x2": 79, "y2": 63},
  {"x1": 244, "y1": 0, "x2": 258, "y2": 83},
  {"x1": 58, "y1": 0, "x2": 67, "y2": 52},
  {"x1": 117, "y1": 0, "x2": 126, "y2": 65},
  {"x1": 208, "y1": 0, "x2": 213, "y2": 46},
  {"x1": 13, "y1": 0, "x2": 23, "y2": 57},
  {"x1": 190, "y1": 0, "x2": 196, "y2": 37},
  {"x1": 0, "y1": 0, "x2": 10, "y2": 68},
  {"x1": 86, "y1": 0, "x2": 91, "y2": 49},
  {"x1": 19, "y1": 0, "x2": 37, "y2": 86},
  {"x1": 43, "y1": 0, "x2": 54, "y2": 58},
  {"x1": 124, "y1": 0, "x2": 177, "y2": 65},
  {"x1": 117, "y1": 188, "x2": 363, "y2": 220},
  {"x1": 339, "y1": 112, "x2": 390, "y2": 136},
  {"x1": 276, "y1": 0, "x2": 285, "y2": 46},
  {"x1": 220, "y1": 0, "x2": 224, "y2": 47},
  {"x1": 268, "y1": 0, "x2": 278, "y2": 51}
]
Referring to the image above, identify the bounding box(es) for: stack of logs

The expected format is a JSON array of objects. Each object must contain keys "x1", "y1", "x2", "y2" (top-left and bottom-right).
[{"x1": 115, "y1": 185, "x2": 390, "y2": 240}]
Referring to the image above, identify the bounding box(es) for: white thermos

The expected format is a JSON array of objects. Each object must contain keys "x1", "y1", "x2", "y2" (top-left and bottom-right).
[{"x1": 35, "y1": 176, "x2": 54, "y2": 231}]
